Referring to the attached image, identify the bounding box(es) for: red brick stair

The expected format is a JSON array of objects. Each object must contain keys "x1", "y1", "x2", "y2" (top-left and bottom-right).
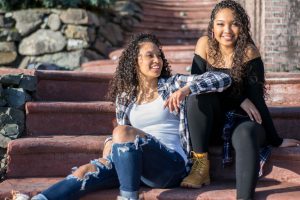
[
  {"x1": 26, "y1": 101, "x2": 115, "y2": 136},
  {"x1": 1, "y1": 178, "x2": 299, "y2": 200},
  {"x1": 6, "y1": 136, "x2": 106, "y2": 177}
]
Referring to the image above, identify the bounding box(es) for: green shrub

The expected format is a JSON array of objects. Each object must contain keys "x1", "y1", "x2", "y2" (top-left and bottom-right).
[{"x1": 0, "y1": 0, "x2": 116, "y2": 11}]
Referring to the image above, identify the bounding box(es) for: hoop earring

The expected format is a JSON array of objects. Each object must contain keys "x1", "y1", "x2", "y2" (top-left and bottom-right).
[{"x1": 211, "y1": 32, "x2": 214, "y2": 39}]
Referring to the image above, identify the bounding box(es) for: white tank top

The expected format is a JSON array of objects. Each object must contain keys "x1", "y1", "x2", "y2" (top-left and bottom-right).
[{"x1": 129, "y1": 96, "x2": 188, "y2": 164}]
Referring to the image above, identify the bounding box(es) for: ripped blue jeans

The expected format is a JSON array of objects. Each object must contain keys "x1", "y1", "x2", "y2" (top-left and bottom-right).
[{"x1": 36, "y1": 135, "x2": 187, "y2": 200}]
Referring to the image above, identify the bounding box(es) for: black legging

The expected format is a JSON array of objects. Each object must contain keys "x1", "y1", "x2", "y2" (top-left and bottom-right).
[{"x1": 187, "y1": 93, "x2": 266, "y2": 200}]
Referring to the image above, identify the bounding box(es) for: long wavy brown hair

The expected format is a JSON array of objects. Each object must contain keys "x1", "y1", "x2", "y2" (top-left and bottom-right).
[
  {"x1": 207, "y1": 0, "x2": 255, "y2": 94},
  {"x1": 106, "y1": 33, "x2": 171, "y2": 103}
]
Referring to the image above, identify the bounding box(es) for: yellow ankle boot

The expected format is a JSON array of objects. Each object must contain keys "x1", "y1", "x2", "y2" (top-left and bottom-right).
[{"x1": 180, "y1": 151, "x2": 210, "y2": 188}]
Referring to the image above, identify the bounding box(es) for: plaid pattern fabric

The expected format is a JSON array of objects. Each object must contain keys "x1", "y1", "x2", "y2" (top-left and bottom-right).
[
  {"x1": 222, "y1": 111, "x2": 272, "y2": 177},
  {"x1": 115, "y1": 71, "x2": 231, "y2": 156}
]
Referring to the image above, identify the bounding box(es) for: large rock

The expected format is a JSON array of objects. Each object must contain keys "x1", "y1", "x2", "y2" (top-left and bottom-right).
[
  {"x1": 0, "y1": 134, "x2": 11, "y2": 148},
  {"x1": 0, "y1": 124, "x2": 20, "y2": 139},
  {"x1": 0, "y1": 74, "x2": 21, "y2": 86},
  {"x1": 3, "y1": 107, "x2": 25, "y2": 131},
  {"x1": 60, "y1": 9, "x2": 102, "y2": 26},
  {"x1": 0, "y1": 113, "x2": 10, "y2": 128},
  {"x1": 98, "y1": 23, "x2": 123, "y2": 46},
  {"x1": 19, "y1": 75, "x2": 37, "y2": 92},
  {"x1": 0, "y1": 52, "x2": 17, "y2": 65},
  {"x1": 3, "y1": 88, "x2": 31, "y2": 109},
  {"x1": 0, "y1": 42, "x2": 17, "y2": 65},
  {"x1": 93, "y1": 38, "x2": 110, "y2": 56},
  {"x1": 67, "y1": 39, "x2": 89, "y2": 51},
  {"x1": 25, "y1": 62, "x2": 64, "y2": 71},
  {"x1": 21, "y1": 50, "x2": 103, "y2": 70},
  {"x1": 0, "y1": 98, "x2": 6, "y2": 107},
  {"x1": 47, "y1": 13, "x2": 61, "y2": 31},
  {"x1": 64, "y1": 25, "x2": 96, "y2": 42},
  {"x1": 0, "y1": 28, "x2": 21, "y2": 42},
  {"x1": 19, "y1": 29, "x2": 66, "y2": 56},
  {"x1": 12, "y1": 10, "x2": 45, "y2": 36},
  {"x1": 0, "y1": 42, "x2": 16, "y2": 52}
]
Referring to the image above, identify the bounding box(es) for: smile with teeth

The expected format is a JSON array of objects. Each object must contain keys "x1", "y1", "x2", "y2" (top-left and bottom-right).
[
  {"x1": 151, "y1": 65, "x2": 160, "y2": 69},
  {"x1": 223, "y1": 35, "x2": 234, "y2": 40}
]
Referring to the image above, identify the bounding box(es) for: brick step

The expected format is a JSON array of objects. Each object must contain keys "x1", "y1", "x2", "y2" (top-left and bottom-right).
[
  {"x1": 209, "y1": 146, "x2": 300, "y2": 184},
  {"x1": 140, "y1": 6, "x2": 213, "y2": 13},
  {"x1": 266, "y1": 73, "x2": 300, "y2": 105},
  {"x1": 134, "y1": 21, "x2": 208, "y2": 31},
  {"x1": 108, "y1": 45, "x2": 194, "y2": 62},
  {"x1": 108, "y1": 45, "x2": 194, "y2": 60},
  {"x1": 141, "y1": 0, "x2": 216, "y2": 7},
  {"x1": 26, "y1": 101, "x2": 115, "y2": 136},
  {"x1": 142, "y1": 11, "x2": 212, "y2": 19},
  {"x1": 140, "y1": 1, "x2": 215, "y2": 10},
  {"x1": 129, "y1": 28, "x2": 204, "y2": 39},
  {"x1": 1, "y1": 178, "x2": 299, "y2": 200},
  {"x1": 35, "y1": 70, "x2": 113, "y2": 101},
  {"x1": 141, "y1": 15, "x2": 210, "y2": 24},
  {"x1": 0, "y1": 67, "x2": 35, "y2": 75},
  {"x1": 25, "y1": 101, "x2": 300, "y2": 142},
  {"x1": 124, "y1": 33, "x2": 200, "y2": 45},
  {"x1": 6, "y1": 135, "x2": 300, "y2": 182},
  {"x1": 81, "y1": 62, "x2": 191, "y2": 74},
  {"x1": 35, "y1": 69, "x2": 300, "y2": 105},
  {"x1": 6, "y1": 135, "x2": 107, "y2": 177}
]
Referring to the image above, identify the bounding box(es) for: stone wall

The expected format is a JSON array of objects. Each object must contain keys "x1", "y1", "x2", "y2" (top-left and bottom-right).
[
  {"x1": 0, "y1": 73, "x2": 37, "y2": 180},
  {"x1": 238, "y1": 0, "x2": 300, "y2": 72},
  {"x1": 0, "y1": 1, "x2": 142, "y2": 70}
]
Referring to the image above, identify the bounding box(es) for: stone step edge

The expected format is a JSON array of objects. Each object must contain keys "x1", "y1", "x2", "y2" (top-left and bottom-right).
[
  {"x1": 25, "y1": 101, "x2": 115, "y2": 114},
  {"x1": 25, "y1": 101, "x2": 300, "y2": 117},
  {"x1": 81, "y1": 61, "x2": 192, "y2": 68},
  {"x1": 7, "y1": 135, "x2": 300, "y2": 161},
  {"x1": 141, "y1": 1, "x2": 216, "y2": 7},
  {"x1": 25, "y1": 100, "x2": 300, "y2": 117},
  {"x1": 7, "y1": 135, "x2": 109, "y2": 155},
  {"x1": 0, "y1": 178, "x2": 299, "y2": 200},
  {"x1": 35, "y1": 70, "x2": 113, "y2": 81},
  {"x1": 0, "y1": 68, "x2": 35, "y2": 75}
]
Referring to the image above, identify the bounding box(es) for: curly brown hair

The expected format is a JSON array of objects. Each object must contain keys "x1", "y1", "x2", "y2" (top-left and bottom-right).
[
  {"x1": 207, "y1": 0, "x2": 255, "y2": 94},
  {"x1": 106, "y1": 33, "x2": 172, "y2": 102}
]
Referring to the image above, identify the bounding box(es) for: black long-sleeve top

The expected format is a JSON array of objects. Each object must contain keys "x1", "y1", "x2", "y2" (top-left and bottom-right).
[{"x1": 191, "y1": 54, "x2": 283, "y2": 147}]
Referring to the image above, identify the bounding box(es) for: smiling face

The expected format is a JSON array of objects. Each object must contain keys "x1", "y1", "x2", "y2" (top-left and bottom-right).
[
  {"x1": 137, "y1": 42, "x2": 163, "y2": 81},
  {"x1": 213, "y1": 8, "x2": 240, "y2": 48}
]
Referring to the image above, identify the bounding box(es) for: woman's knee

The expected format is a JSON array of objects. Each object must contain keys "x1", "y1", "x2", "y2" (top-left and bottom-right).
[
  {"x1": 232, "y1": 121, "x2": 265, "y2": 147},
  {"x1": 112, "y1": 125, "x2": 139, "y2": 143},
  {"x1": 72, "y1": 164, "x2": 96, "y2": 179}
]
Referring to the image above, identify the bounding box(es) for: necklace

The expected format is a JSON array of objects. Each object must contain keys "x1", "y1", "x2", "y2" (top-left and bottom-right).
[{"x1": 137, "y1": 89, "x2": 158, "y2": 105}]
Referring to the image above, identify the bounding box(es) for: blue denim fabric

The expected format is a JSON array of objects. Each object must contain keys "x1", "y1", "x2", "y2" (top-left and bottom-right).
[{"x1": 33, "y1": 134, "x2": 187, "y2": 200}]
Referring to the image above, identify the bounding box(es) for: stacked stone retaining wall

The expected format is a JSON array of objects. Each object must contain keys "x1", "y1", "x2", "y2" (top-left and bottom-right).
[{"x1": 0, "y1": 0, "x2": 142, "y2": 70}]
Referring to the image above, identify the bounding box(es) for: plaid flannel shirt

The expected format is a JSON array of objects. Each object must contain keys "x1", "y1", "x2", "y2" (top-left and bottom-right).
[{"x1": 114, "y1": 71, "x2": 231, "y2": 157}]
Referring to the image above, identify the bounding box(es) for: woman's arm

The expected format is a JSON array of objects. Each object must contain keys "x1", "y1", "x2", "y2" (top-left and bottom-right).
[
  {"x1": 191, "y1": 36, "x2": 209, "y2": 74},
  {"x1": 164, "y1": 71, "x2": 231, "y2": 112},
  {"x1": 244, "y1": 58, "x2": 283, "y2": 146}
]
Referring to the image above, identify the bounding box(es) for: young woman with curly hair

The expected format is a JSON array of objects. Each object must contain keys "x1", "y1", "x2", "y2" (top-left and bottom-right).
[
  {"x1": 27, "y1": 33, "x2": 231, "y2": 200},
  {"x1": 178, "y1": 0, "x2": 300, "y2": 199}
]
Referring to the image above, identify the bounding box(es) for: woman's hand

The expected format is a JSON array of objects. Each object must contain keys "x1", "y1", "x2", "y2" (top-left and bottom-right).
[
  {"x1": 164, "y1": 85, "x2": 190, "y2": 113},
  {"x1": 279, "y1": 138, "x2": 300, "y2": 147},
  {"x1": 240, "y1": 98, "x2": 262, "y2": 124},
  {"x1": 102, "y1": 140, "x2": 112, "y2": 158}
]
